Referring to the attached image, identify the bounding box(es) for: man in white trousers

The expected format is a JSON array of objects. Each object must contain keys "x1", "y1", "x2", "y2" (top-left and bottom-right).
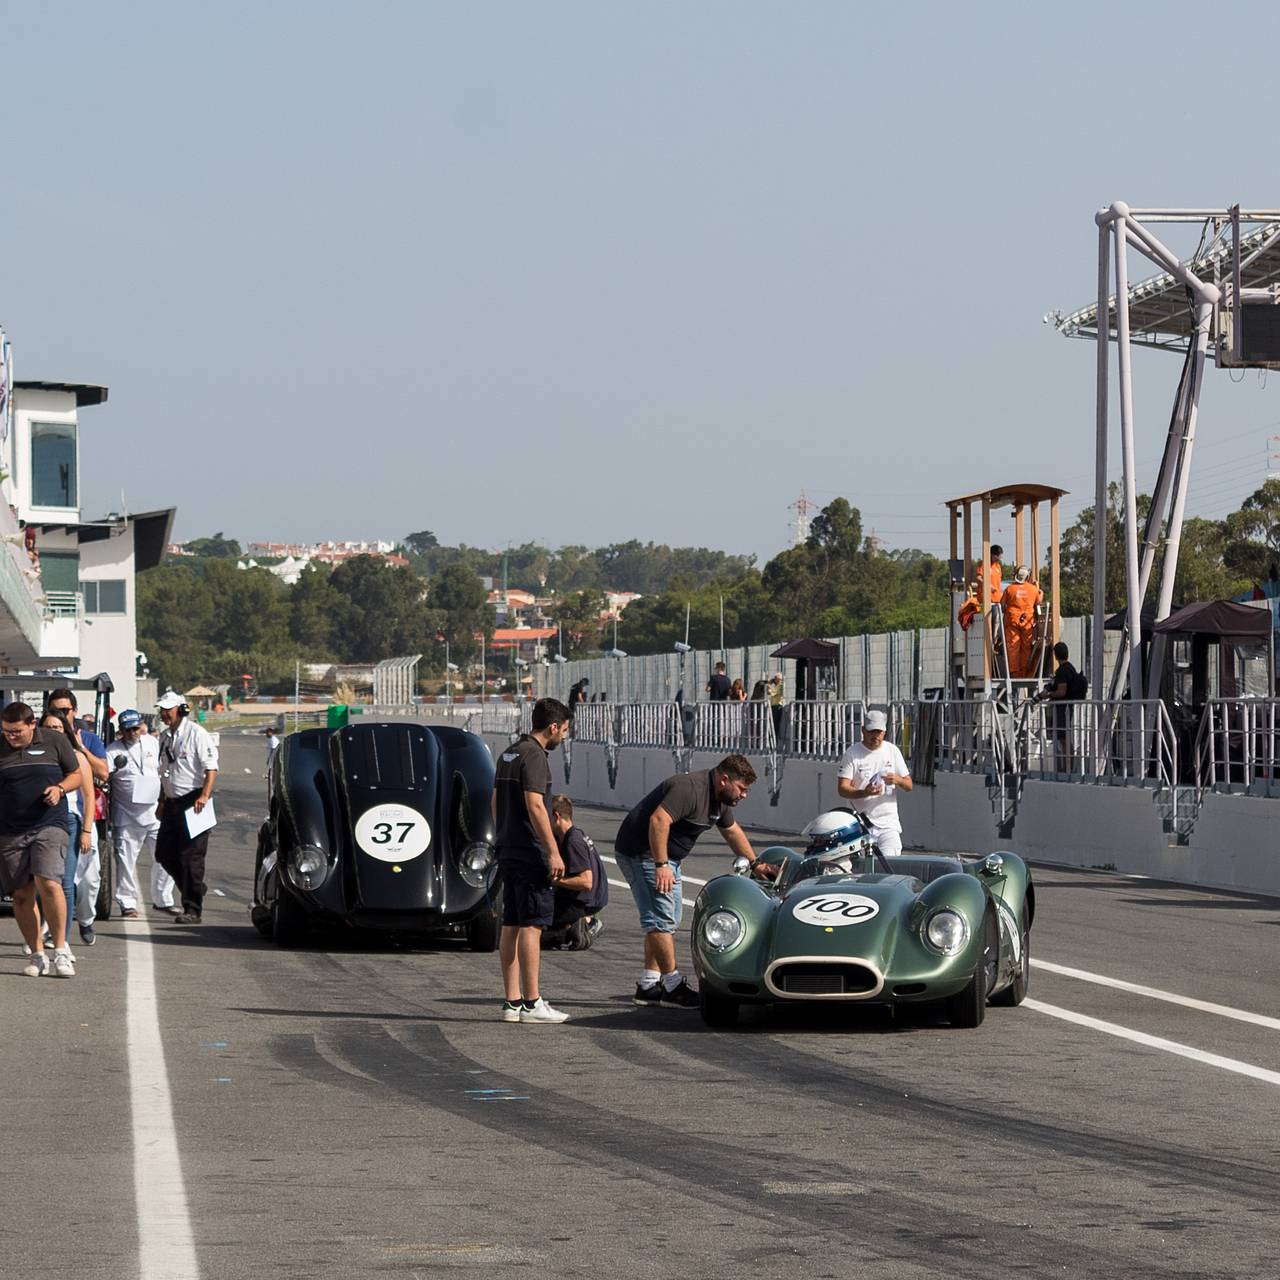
[{"x1": 106, "y1": 710, "x2": 177, "y2": 917}]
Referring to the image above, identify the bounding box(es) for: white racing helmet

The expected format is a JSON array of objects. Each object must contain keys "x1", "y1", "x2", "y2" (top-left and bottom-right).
[{"x1": 801, "y1": 810, "x2": 870, "y2": 860}]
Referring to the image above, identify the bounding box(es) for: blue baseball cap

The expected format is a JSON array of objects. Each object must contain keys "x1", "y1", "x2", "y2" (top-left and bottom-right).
[{"x1": 118, "y1": 709, "x2": 143, "y2": 729}]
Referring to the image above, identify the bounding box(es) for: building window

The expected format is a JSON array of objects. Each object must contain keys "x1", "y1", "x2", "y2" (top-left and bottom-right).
[
  {"x1": 31, "y1": 422, "x2": 78, "y2": 508},
  {"x1": 40, "y1": 551, "x2": 81, "y2": 596},
  {"x1": 82, "y1": 579, "x2": 127, "y2": 615}
]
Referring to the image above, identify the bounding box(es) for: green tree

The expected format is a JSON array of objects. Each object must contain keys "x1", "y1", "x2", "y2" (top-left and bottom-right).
[
  {"x1": 552, "y1": 590, "x2": 606, "y2": 658},
  {"x1": 402, "y1": 529, "x2": 439, "y2": 557},
  {"x1": 181, "y1": 532, "x2": 241, "y2": 558},
  {"x1": 328, "y1": 556, "x2": 438, "y2": 661},
  {"x1": 1223, "y1": 476, "x2": 1280, "y2": 582},
  {"x1": 288, "y1": 563, "x2": 350, "y2": 654},
  {"x1": 429, "y1": 562, "x2": 490, "y2": 664}
]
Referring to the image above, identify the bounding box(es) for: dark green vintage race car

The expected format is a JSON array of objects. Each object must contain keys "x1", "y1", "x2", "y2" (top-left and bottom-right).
[{"x1": 690, "y1": 812, "x2": 1034, "y2": 1029}]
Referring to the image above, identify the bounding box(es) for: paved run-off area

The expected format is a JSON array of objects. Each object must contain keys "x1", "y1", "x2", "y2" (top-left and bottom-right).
[{"x1": 3, "y1": 734, "x2": 1278, "y2": 1279}]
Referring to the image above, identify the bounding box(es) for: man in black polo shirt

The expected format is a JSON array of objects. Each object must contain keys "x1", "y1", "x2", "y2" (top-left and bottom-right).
[
  {"x1": 614, "y1": 753, "x2": 767, "y2": 1008},
  {"x1": 0, "y1": 701, "x2": 84, "y2": 978},
  {"x1": 705, "y1": 662, "x2": 732, "y2": 700},
  {"x1": 493, "y1": 697, "x2": 572, "y2": 1024}
]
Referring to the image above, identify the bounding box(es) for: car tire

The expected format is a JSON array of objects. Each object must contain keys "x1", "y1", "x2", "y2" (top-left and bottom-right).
[
  {"x1": 946, "y1": 912, "x2": 995, "y2": 1028},
  {"x1": 466, "y1": 909, "x2": 500, "y2": 952},
  {"x1": 95, "y1": 833, "x2": 115, "y2": 921},
  {"x1": 991, "y1": 915, "x2": 1030, "y2": 1007},
  {"x1": 272, "y1": 871, "x2": 308, "y2": 947},
  {"x1": 699, "y1": 987, "x2": 740, "y2": 1029}
]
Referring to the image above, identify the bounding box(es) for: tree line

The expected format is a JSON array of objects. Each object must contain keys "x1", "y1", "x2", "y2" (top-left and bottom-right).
[{"x1": 139, "y1": 479, "x2": 1279, "y2": 691}]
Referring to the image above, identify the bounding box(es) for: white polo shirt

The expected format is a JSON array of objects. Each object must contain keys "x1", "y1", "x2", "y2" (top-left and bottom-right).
[
  {"x1": 836, "y1": 740, "x2": 910, "y2": 834},
  {"x1": 157, "y1": 718, "x2": 220, "y2": 798}
]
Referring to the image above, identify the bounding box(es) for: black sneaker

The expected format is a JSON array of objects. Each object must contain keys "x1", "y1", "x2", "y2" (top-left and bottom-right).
[
  {"x1": 633, "y1": 982, "x2": 664, "y2": 1007},
  {"x1": 79, "y1": 923, "x2": 96, "y2": 946},
  {"x1": 658, "y1": 978, "x2": 700, "y2": 1009},
  {"x1": 586, "y1": 917, "x2": 604, "y2": 943}
]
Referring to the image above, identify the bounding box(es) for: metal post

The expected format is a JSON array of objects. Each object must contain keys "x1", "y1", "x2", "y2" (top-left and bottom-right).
[
  {"x1": 294, "y1": 659, "x2": 300, "y2": 731},
  {"x1": 1148, "y1": 299, "x2": 1212, "y2": 699},
  {"x1": 1092, "y1": 214, "x2": 1111, "y2": 695},
  {"x1": 1113, "y1": 211, "x2": 1143, "y2": 701}
]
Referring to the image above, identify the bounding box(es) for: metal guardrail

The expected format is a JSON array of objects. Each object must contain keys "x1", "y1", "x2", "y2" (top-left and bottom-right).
[
  {"x1": 1018, "y1": 698, "x2": 1177, "y2": 790},
  {"x1": 692, "y1": 701, "x2": 776, "y2": 754},
  {"x1": 569, "y1": 703, "x2": 613, "y2": 745},
  {"x1": 617, "y1": 702, "x2": 682, "y2": 748},
  {"x1": 935, "y1": 699, "x2": 1001, "y2": 774},
  {"x1": 784, "y1": 699, "x2": 862, "y2": 759},
  {"x1": 1195, "y1": 698, "x2": 1280, "y2": 798},
  {"x1": 42, "y1": 589, "x2": 83, "y2": 618}
]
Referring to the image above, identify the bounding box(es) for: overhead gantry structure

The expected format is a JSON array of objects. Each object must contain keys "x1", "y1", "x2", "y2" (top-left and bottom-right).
[{"x1": 1052, "y1": 203, "x2": 1280, "y2": 702}]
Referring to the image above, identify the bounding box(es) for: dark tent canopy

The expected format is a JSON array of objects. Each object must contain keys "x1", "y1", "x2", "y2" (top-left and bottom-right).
[
  {"x1": 1153, "y1": 600, "x2": 1272, "y2": 640},
  {"x1": 770, "y1": 638, "x2": 839, "y2": 661}
]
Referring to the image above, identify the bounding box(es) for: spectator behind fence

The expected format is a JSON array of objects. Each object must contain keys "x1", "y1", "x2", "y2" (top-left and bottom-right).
[
  {"x1": 1038, "y1": 642, "x2": 1086, "y2": 772},
  {"x1": 0, "y1": 701, "x2": 83, "y2": 978},
  {"x1": 729, "y1": 678, "x2": 746, "y2": 702},
  {"x1": 705, "y1": 662, "x2": 731, "y2": 701}
]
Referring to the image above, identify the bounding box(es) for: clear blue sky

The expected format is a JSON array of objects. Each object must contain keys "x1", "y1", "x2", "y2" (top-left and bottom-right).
[{"x1": 2, "y1": 1, "x2": 1276, "y2": 561}]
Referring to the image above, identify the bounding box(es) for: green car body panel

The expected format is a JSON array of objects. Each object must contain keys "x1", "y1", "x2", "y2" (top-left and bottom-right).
[{"x1": 691, "y1": 848, "x2": 1034, "y2": 1019}]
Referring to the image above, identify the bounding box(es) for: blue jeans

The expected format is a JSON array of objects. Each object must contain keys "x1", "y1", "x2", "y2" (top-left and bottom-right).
[
  {"x1": 614, "y1": 852, "x2": 682, "y2": 934},
  {"x1": 61, "y1": 815, "x2": 82, "y2": 927}
]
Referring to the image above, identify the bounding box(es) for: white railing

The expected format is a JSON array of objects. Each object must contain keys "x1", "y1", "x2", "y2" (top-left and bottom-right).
[
  {"x1": 935, "y1": 699, "x2": 1002, "y2": 774},
  {"x1": 692, "y1": 700, "x2": 776, "y2": 754},
  {"x1": 1019, "y1": 698, "x2": 1177, "y2": 790},
  {"x1": 570, "y1": 703, "x2": 614, "y2": 744},
  {"x1": 1195, "y1": 698, "x2": 1280, "y2": 798},
  {"x1": 617, "y1": 702, "x2": 681, "y2": 749},
  {"x1": 42, "y1": 589, "x2": 83, "y2": 618},
  {"x1": 784, "y1": 699, "x2": 863, "y2": 759}
]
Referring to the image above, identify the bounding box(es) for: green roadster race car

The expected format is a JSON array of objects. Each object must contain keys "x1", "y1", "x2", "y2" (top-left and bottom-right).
[{"x1": 690, "y1": 811, "x2": 1035, "y2": 1029}]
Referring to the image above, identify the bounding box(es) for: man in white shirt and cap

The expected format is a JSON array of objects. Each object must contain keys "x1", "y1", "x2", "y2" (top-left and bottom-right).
[
  {"x1": 106, "y1": 709, "x2": 177, "y2": 918},
  {"x1": 153, "y1": 691, "x2": 219, "y2": 924},
  {"x1": 835, "y1": 709, "x2": 912, "y2": 856}
]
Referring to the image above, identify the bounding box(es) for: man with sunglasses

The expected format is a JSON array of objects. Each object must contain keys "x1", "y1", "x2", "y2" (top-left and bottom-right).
[
  {"x1": 154, "y1": 692, "x2": 219, "y2": 924},
  {"x1": 106, "y1": 710, "x2": 175, "y2": 917}
]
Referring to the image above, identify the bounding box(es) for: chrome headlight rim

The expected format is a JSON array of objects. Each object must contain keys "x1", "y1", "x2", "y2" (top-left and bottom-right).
[
  {"x1": 923, "y1": 907, "x2": 970, "y2": 956},
  {"x1": 287, "y1": 843, "x2": 330, "y2": 892},
  {"x1": 459, "y1": 841, "x2": 495, "y2": 889},
  {"x1": 703, "y1": 908, "x2": 745, "y2": 952}
]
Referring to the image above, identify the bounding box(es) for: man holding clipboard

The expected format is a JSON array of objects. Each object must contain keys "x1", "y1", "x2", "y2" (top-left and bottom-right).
[{"x1": 154, "y1": 691, "x2": 219, "y2": 924}]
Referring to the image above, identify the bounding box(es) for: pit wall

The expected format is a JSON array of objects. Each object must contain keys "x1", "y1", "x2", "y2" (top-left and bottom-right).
[{"x1": 480, "y1": 733, "x2": 1280, "y2": 900}]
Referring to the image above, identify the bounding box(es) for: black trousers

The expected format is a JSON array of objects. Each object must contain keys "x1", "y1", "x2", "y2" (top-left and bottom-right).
[{"x1": 155, "y1": 790, "x2": 210, "y2": 916}]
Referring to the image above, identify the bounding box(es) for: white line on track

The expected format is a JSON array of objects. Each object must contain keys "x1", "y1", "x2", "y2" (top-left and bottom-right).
[
  {"x1": 128, "y1": 913, "x2": 200, "y2": 1279},
  {"x1": 602, "y1": 854, "x2": 707, "y2": 887},
  {"x1": 1031, "y1": 959, "x2": 1280, "y2": 1032},
  {"x1": 1024, "y1": 999, "x2": 1280, "y2": 1087}
]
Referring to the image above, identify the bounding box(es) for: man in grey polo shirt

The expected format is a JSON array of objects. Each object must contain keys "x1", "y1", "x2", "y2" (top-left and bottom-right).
[
  {"x1": 614, "y1": 753, "x2": 767, "y2": 1008},
  {"x1": 0, "y1": 701, "x2": 84, "y2": 978}
]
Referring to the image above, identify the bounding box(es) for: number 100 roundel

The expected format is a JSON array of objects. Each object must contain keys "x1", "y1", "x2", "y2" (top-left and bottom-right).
[
  {"x1": 792, "y1": 894, "x2": 880, "y2": 926},
  {"x1": 355, "y1": 804, "x2": 432, "y2": 862}
]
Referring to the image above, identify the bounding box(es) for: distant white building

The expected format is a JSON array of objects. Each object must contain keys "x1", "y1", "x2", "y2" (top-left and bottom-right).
[{"x1": 0, "y1": 377, "x2": 173, "y2": 713}]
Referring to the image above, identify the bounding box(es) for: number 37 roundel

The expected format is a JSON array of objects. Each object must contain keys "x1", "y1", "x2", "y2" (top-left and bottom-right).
[{"x1": 355, "y1": 804, "x2": 432, "y2": 863}]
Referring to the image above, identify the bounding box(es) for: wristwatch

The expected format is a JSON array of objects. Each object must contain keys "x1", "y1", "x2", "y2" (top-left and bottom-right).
[{"x1": 654, "y1": 860, "x2": 670, "y2": 868}]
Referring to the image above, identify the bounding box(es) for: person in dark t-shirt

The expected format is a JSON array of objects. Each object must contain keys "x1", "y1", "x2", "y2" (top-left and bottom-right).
[
  {"x1": 543, "y1": 795, "x2": 603, "y2": 950},
  {"x1": 0, "y1": 701, "x2": 84, "y2": 978},
  {"x1": 1038, "y1": 642, "x2": 1084, "y2": 772},
  {"x1": 705, "y1": 662, "x2": 732, "y2": 700},
  {"x1": 614, "y1": 753, "x2": 775, "y2": 1008},
  {"x1": 492, "y1": 697, "x2": 573, "y2": 1024}
]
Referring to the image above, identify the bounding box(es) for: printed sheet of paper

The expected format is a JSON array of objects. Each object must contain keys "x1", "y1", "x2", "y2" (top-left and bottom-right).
[{"x1": 184, "y1": 801, "x2": 216, "y2": 839}]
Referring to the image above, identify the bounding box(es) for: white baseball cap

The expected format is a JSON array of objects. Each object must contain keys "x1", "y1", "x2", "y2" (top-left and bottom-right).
[
  {"x1": 863, "y1": 710, "x2": 888, "y2": 732},
  {"x1": 156, "y1": 691, "x2": 186, "y2": 710}
]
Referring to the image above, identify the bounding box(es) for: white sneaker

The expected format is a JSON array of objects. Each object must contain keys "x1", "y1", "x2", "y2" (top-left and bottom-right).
[
  {"x1": 519, "y1": 998, "x2": 569, "y2": 1024},
  {"x1": 51, "y1": 950, "x2": 75, "y2": 979},
  {"x1": 22, "y1": 952, "x2": 49, "y2": 978}
]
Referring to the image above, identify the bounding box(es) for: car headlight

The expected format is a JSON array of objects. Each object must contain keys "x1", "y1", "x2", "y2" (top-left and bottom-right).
[
  {"x1": 924, "y1": 909, "x2": 969, "y2": 956},
  {"x1": 459, "y1": 841, "x2": 495, "y2": 888},
  {"x1": 288, "y1": 844, "x2": 330, "y2": 892},
  {"x1": 703, "y1": 909, "x2": 744, "y2": 952}
]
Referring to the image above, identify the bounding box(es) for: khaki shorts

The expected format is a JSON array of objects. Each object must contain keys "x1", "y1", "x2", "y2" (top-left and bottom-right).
[{"x1": 0, "y1": 825, "x2": 68, "y2": 894}]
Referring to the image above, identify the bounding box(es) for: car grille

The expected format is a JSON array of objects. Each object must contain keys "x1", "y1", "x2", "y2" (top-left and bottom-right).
[{"x1": 772, "y1": 962, "x2": 880, "y2": 996}]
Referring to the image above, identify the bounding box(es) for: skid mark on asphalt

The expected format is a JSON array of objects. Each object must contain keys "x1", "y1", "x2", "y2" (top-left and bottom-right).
[
  {"x1": 128, "y1": 914, "x2": 200, "y2": 1279},
  {"x1": 653, "y1": 1020, "x2": 1280, "y2": 1208},
  {"x1": 1024, "y1": 999, "x2": 1280, "y2": 1087},
  {"x1": 269, "y1": 1021, "x2": 1167, "y2": 1279},
  {"x1": 1030, "y1": 960, "x2": 1280, "y2": 1032}
]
